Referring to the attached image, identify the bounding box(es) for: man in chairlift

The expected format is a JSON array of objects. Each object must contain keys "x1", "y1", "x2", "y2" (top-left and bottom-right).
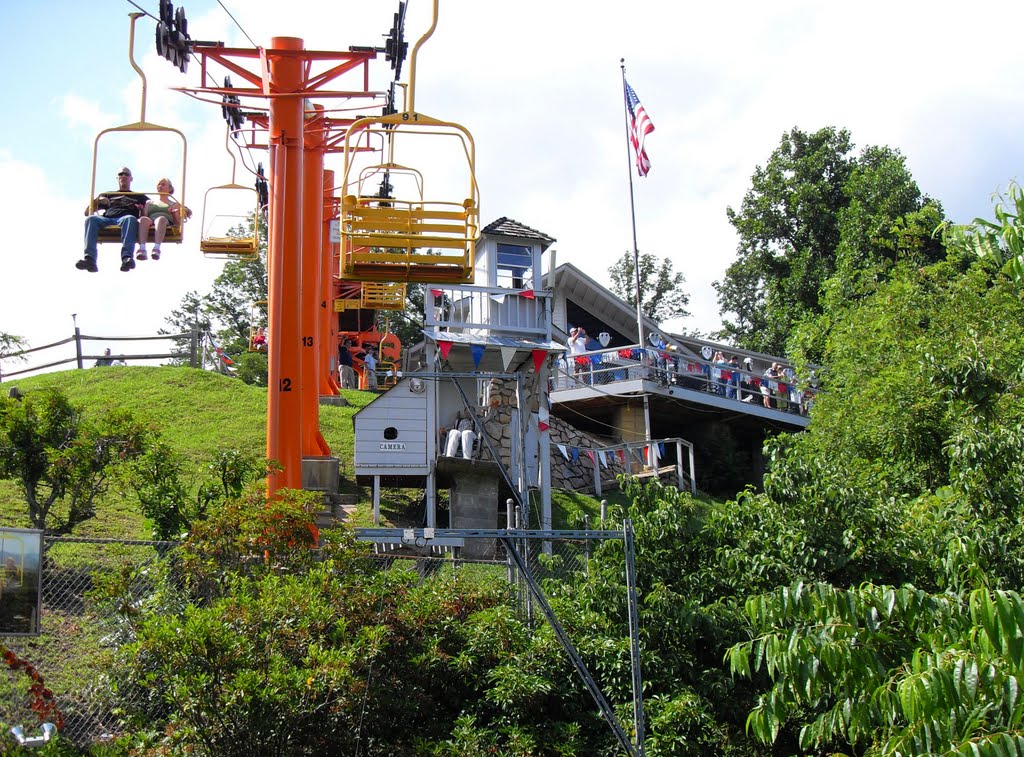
[{"x1": 76, "y1": 166, "x2": 149, "y2": 274}]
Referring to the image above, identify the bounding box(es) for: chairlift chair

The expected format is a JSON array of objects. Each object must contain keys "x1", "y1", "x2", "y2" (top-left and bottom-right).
[
  {"x1": 90, "y1": 13, "x2": 187, "y2": 246},
  {"x1": 200, "y1": 125, "x2": 260, "y2": 260},
  {"x1": 248, "y1": 300, "x2": 268, "y2": 352},
  {"x1": 339, "y1": 117, "x2": 480, "y2": 284}
]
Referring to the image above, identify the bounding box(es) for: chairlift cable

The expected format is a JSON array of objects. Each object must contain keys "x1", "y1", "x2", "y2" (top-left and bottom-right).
[
  {"x1": 215, "y1": 0, "x2": 258, "y2": 49},
  {"x1": 124, "y1": 0, "x2": 158, "y2": 22}
]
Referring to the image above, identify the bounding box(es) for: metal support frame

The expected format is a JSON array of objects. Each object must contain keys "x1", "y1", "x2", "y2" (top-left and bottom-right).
[
  {"x1": 501, "y1": 533, "x2": 639, "y2": 756},
  {"x1": 624, "y1": 520, "x2": 646, "y2": 755}
]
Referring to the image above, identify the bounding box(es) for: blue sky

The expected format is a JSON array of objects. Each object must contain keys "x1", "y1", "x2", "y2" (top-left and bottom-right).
[{"x1": 3, "y1": 0, "x2": 1024, "y2": 367}]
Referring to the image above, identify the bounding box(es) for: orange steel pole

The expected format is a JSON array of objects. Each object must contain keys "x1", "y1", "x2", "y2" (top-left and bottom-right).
[
  {"x1": 266, "y1": 37, "x2": 306, "y2": 496},
  {"x1": 302, "y1": 105, "x2": 331, "y2": 457},
  {"x1": 321, "y1": 168, "x2": 341, "y2": 396}
]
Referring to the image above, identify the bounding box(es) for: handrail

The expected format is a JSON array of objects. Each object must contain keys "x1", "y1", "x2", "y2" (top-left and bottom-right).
[
  {"x1": 553, "y1": 343, "x2": 820, "y2": 417},
  {"x1": 0, "y1": 331, "x2": 198, "y2": 382}
]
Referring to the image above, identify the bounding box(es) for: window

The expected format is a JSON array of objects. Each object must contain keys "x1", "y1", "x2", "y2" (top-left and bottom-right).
[{"x1": 496, "y1": 243, "x2": 533, "y2": 289}]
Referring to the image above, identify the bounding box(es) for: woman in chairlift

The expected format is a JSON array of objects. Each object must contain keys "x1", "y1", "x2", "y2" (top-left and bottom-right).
[{"x1": 136, "y1": 177, "x2": 190, "y2": 261}]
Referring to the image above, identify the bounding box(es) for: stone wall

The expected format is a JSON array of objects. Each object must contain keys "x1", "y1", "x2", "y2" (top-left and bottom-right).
[{"x1": 478, "y1": 377, "x2": 626, "y2": 494}]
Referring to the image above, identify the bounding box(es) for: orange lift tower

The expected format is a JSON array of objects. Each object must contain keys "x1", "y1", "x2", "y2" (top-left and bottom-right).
[
  {"x1": 321, "y1": 168, "x2": 341, "y2": 399},
  {"x1": 177, "y1": 39, "x2": 384, "y2": 497}
]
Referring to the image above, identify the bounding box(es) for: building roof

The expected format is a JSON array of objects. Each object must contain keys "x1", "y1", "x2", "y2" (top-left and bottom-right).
[{"x1": 482, "y1": 217, "x2": 556, "y2": 248}]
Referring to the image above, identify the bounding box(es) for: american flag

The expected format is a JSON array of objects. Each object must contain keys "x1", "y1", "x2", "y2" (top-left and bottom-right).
[{"x1": 624, "y1": 80, "x2": 655, "y2": 177}]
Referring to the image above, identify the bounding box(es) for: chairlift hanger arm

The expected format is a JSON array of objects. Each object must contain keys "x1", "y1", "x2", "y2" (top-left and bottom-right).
[{"x1": 182, "y1": 45, "x2": 379, "y2": 95}]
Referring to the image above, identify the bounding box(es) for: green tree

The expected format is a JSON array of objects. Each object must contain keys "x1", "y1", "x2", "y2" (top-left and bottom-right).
[
  {"x1": 715, "y1": 127, "x2": 942, "y2": 356},
  {"x1": 206, "y1": 255, "x2": 268, "y2": 353},
  {"x1": 728, "y1": 583, "x2": 1024, "y2": 756},
  {"x1": 164, "y1": 216, "x2": 268, "y2": 383},
  {"x1": 162, "y1": 290, "x2": 212, "y2": 366},
  {"x1": 715, "y1": 126, "x2": 854, "y2": 353},
  {"x1": 608, "y1": 251, "x2": 690, "y2": 324},
  {"x1": 0, "y1": 388, "x2": 150, "y2": 533},
  {"x1": 110, "y1": 491, "x2": 610, "y2": 755},
  {"x1": 0, "y1": 332, "x2": 26, "y2": 360},
  {"x1": 388, "y1": 283, "x2": 426, "y2": 350},
  {"x1": 945, "y1": 180, "x2": 1024, "y2": 285},
  {"x1": 0, "y1": 331, "x2": 27, "y2": 380}
]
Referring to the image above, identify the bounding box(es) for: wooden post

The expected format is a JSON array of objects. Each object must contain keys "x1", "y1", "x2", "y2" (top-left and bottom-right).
[
  {"x1": 373, "y1": 476, "x2": 381, "y2": 525},
  {"x1": 74, "y1": 328, "x2": 84, "y2": 370},
  {"x1": 675, "y1": 441, "x2": 684, "y2": 492}
]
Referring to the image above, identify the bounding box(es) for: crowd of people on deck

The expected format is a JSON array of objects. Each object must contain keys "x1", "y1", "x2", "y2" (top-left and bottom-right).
[{"x1": 559, "y1": 328, "x2": 815, "y2": 416}]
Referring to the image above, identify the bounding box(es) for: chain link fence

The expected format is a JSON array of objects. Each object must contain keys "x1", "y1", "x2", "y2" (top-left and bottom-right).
[
  {"x1": 0, "y1": 529, "x2": 637, "y2": 751},
  {"x1": 0, "y1": 537, "x2": 172, "y2": 747}
]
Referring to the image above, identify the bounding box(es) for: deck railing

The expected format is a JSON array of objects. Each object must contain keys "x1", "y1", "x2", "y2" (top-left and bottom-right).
[
  {"x1": 551, "y1": 344, "x2": 818, "y2": 416},
  {"x1": 423, "y1": 285, "x2": 551, "y2": 338}
]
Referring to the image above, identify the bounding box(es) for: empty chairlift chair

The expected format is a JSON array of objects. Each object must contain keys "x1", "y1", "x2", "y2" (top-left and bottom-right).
[
  {"x1": 200, "y1": 126, "x2": 260, "y2": 260},
  {"x1": 338, "y1": 113, "x2": 480, "y2": 284}
]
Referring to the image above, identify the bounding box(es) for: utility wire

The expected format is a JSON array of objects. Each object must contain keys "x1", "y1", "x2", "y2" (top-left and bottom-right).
[{"x1": 216, "y1": 0, "x2": 258, "y2": 48}]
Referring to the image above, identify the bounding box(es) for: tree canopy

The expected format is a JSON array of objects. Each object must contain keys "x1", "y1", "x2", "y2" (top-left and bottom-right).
[
  {"x1": 165, "y1": 217, "x2": 268, "y2": 385},
  {"x1": 715, "y1": 126, "x2": 945, "y2": 356},
  {"x1": 608, "y1": 251, "x2": 690, "y2": 325},
  {"x1": 0, "y1": 388, "x2": 151, "y2": 533}
]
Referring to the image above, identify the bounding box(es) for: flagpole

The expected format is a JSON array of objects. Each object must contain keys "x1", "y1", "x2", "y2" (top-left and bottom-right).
[
  {"x1": 621, "y1": 59, "x2": 655, "y2": 484},
  {"x1": 620, "y1": 59, "x2": 645, "y2": 353}
]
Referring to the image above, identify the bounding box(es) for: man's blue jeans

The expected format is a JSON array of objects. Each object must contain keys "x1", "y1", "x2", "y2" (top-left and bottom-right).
[{"x1": 84, "y1": 215, "x2": 138, "y2": 260}]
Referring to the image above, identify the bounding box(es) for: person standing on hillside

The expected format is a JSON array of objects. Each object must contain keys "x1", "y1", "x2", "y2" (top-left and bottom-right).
[
  {"x1": 338, "y1": 340, "x2": 355, "y2": 389},
  {"x1": 94, "y1": 348, "x2": 114, "y2": 367},
  {"x1": 363, "y1": 346, "x2": 378, "y2": 390},
  {"x1": 77, "y1": 167, "x2": 149, "y2": 273}
]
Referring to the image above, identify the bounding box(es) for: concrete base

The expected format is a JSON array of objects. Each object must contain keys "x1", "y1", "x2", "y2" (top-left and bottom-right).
[
  {"x1": 320, "y1": 395, "x2": 349, "y2": 407},
  {"x1": 302, "y1": 456, "x2": 340, "y2": 494},
  {"x1": 449, "y1": 467, "x2": 500, "y2": 559}
]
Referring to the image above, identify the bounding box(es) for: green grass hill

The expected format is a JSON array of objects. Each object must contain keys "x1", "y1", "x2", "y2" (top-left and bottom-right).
[
  {"x1": 0, "y1": 367, "x2": 613, "y2": 538},
  {"x1": 0, "y1": 367, "x2": 374, "y2": 538}
]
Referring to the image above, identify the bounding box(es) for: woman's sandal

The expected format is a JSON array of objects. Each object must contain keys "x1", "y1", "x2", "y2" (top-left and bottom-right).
[
  {"x1": 152, "y1": 250, "x2": 161, "y2": 260},
  {"x1": 136, "y1": 250, "x2": 148, "y2": 261}
]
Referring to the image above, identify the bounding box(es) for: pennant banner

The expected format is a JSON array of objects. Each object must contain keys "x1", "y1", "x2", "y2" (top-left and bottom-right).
[
  {"x1": 658, "y1": 442, "x2": 665, "y2": 457},
  {"x1": 490, "y1": 293, "x2": 507, "y2": 304},
  {"x1": 532, "y1": 349, "x2": 546, "y2": 373},
  {"x1": 430, "y1": 288, "x2": 443, "y2": 299},
  {"x1": 557, "y1": 443, "x2": 569, "y2": 461},
  {"x1": 571, "y1": 447, "x2": 580, "y2": 464},
  {"x1": 599, "y1": 451, "x2": 608, "y2": 468},
  {"x1": 538, "y1": 420, "x2": 549, "y2": 432},
  {"x1": 470, "y1": 343, "x2": 486, "y2": 369},
  {"x1": 207, "y1": 334, "x2": 234, "y2": 366},
  {"x1": 438, "y1": 340, "x2": 453, "y2": 360},
  {"x1": 518, "y1": 289, "x2": 535, "y2": 300},
  {"x1": 500, "y1": 346, "x2": 517, "y2": 370},
  {"x1": 585, "y1": 450, "x2": 595, "y2": 465},
  {"x1": 618, "y1": 448, "x2": 626, "y2": 464}
]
